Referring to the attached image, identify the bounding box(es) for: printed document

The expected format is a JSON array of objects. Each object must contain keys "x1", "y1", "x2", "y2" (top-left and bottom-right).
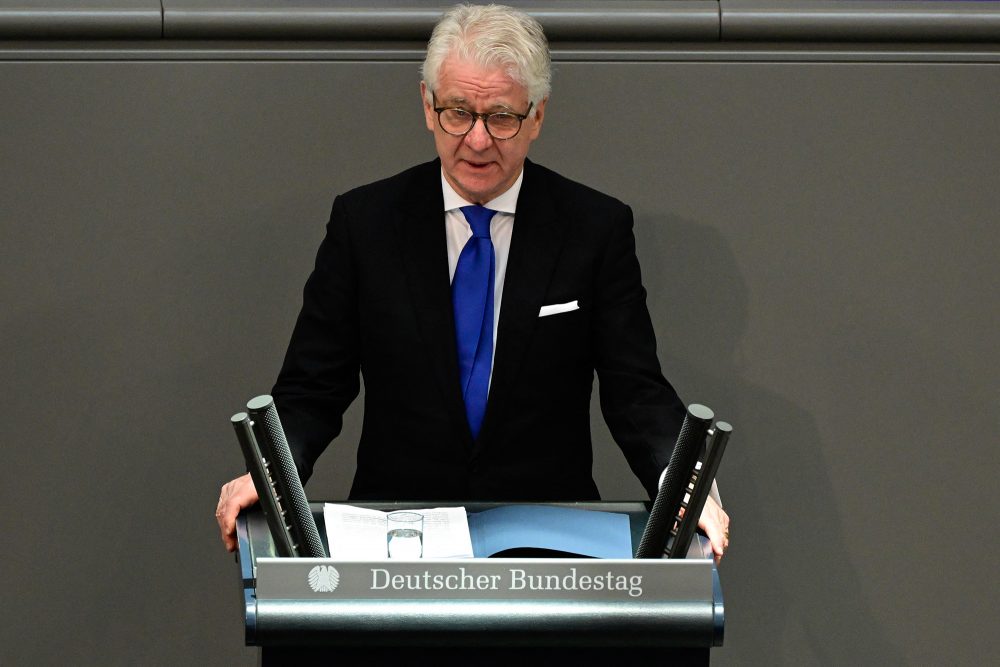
[{"x1": 323, "y1": 504, "x2": 474, "y2": 559}]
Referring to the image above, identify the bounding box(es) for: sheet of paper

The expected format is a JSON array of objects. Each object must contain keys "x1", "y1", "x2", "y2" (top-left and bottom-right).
[
  {"x1": 420, "y1": 507, "x2": 474, "y2": 558},
  {"x1": 467, "y1": 505, "x2": 633, "y2": 559},
  {"x1": 323, "y1": 504, "x2": 474, "y2": 560},
  {"x1": 323, "y1": 504, "x2": 391, "y2": 560}
]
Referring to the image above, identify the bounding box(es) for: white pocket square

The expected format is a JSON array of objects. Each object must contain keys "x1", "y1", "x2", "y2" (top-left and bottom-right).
[{"x1": 538, "y1": 300, "x2": 579, "y2": 317}]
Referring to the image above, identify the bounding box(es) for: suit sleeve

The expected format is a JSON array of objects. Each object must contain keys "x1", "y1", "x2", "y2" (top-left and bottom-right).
[
  {"x1": 593, "y1": 204, "x2": 686, "y2": 498},
  {"x1": 271, "y1": 195, "x2": 361, "y2": 484}
]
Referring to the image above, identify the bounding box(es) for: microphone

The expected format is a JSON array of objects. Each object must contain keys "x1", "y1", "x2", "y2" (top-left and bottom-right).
[
  {"x1": 666, "y1": 420, "x2": 732, "y2": 558},
  {"x1": 231, "y1": 412, "x2": 297, "y2": 557},
  {"x1": 245, "y1": 395, "x2": 326, "y2": 558},
  {"x1": 635, "y1": 404, "x2": 715, "y2": 559}
]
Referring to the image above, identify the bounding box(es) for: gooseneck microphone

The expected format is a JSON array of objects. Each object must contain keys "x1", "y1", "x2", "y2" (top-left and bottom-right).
[
  {"x1": 244, "y1": 395, "x2": 326, "y2": 558},
  {"x1": 635, "y1": 404, "x2": 715, "y2": 559}
]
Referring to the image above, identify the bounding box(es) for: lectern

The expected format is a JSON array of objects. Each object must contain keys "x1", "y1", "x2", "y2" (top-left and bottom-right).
[{"x1": 235, "y1": 501, "x2": 723, "y2": 665}]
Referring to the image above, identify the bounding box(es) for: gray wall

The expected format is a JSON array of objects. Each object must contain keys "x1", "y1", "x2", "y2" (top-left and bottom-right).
[{"x1": 2, "y1": 5, "x2": 999, "y2": 666}]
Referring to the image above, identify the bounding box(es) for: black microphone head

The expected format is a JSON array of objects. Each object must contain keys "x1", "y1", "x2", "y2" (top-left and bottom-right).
[
  {"x1": 688, "y1": 404, "x2": 714, "y2": 421},
  {"x1": 246, "y1": 395, "x2": 274, "y2": 412}
]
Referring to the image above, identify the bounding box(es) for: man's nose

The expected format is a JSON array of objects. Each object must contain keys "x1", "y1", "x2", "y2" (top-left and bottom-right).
[{"x1": 464, "y1": 117, "x2": 493, "y2": 150}]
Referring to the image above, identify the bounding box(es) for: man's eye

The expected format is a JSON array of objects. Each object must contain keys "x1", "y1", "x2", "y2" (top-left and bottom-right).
[{"x1": 489, "y1": 113, "x2": 518, "y2": 129}]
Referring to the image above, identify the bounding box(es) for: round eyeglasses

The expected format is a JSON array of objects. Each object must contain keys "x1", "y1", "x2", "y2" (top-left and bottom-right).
[{"x1": 433, "y1": 99, "x2": 534, "y2": 140}]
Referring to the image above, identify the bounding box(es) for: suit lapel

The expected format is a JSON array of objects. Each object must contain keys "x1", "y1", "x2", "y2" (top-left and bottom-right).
[
  {"x1": 394, "y1": 161, "x2": 472, "y2": 446},
  {"x1": 478, "y1": 161, "x2": 566, "y2": 449}
]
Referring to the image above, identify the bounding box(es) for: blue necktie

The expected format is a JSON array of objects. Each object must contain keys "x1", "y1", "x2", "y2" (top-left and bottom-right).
[{"x1": 452, "y1": 205, "x2": 496, "y2": 439}]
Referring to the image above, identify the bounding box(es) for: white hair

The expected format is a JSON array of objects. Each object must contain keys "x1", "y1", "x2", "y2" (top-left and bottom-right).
[{"x1": 421, "y1": 4, "x2": 551, "y2": 115}]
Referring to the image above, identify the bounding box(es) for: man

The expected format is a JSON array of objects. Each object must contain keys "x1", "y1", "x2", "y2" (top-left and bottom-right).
[{"x1": 217, "y1": 4, "x2": 730, "y2": 560}]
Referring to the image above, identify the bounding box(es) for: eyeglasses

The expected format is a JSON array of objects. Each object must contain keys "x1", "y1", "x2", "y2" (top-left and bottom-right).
[{"x1": 433, "y1": 97, "x2": 534, "y2": 140}]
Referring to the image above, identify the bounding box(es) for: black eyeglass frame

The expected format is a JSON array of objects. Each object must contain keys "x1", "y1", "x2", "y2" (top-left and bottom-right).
[{"x1": 432, "y1": 97, "x2": 535, "y2": 140}]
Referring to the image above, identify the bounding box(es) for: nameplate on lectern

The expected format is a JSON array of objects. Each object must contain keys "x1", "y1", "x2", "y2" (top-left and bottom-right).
[{"x1": 254, "y1": 558, "x2": 713, "y2": 602}]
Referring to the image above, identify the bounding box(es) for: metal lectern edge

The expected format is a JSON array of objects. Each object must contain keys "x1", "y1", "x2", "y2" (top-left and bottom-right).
[
  {"x1": 713, "y1": 567, "x2": 725, "y2": 646},
  {"x1": 253, "y1": 599, "x2": 717, "y2": 647},
  {"x1": 235, "y1": 510, "x2": 256, "y2": 644}
]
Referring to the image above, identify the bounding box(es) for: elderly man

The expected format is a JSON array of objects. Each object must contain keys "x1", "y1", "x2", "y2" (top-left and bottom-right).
[{"x1": 217, "y1": 4, "x2": 730, "y2": 559}]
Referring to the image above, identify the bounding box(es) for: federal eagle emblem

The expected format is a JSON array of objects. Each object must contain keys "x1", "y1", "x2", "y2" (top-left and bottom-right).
[{"x1": 307, "y1": 565, "x2": 341, "y2": 592}]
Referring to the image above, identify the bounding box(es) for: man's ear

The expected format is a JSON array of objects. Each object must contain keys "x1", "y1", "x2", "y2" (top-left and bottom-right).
[
  {"x1": 527, "y1": 96, "x2": 548, "y2": 140},
  {"x1": 420, "y1": 82, "x2": 435, "y2": 132}
]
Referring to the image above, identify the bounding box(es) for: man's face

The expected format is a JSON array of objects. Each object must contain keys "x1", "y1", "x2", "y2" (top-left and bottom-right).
[{"x1": 422, "y1": 56, "x2": 547, "y2": 204}]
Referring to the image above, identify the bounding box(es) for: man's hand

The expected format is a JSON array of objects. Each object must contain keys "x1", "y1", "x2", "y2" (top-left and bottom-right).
[
  {"x1": 216, "y1": 473, "x2": 259, "y2": 552},
  {"x1": 698, "y1": 495, "x2": 730, "y2": 564}
]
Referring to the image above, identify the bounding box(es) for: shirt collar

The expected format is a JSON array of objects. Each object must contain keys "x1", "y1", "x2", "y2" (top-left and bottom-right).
[{"x1": 441, "y1": 168, "x2": 523, "y2": 215}]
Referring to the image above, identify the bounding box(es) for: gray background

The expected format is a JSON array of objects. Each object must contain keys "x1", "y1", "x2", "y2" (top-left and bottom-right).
[{"x1": 2, "y1": 4, "x2": 999, "y2": 666}]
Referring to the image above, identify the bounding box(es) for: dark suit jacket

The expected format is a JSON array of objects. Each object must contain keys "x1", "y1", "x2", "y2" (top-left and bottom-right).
[{"x1": 272, "y1": 158, "x2": 685, "y2": 502}]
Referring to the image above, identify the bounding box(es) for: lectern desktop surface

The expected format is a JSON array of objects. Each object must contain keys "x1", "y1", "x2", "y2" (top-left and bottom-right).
[{"x1": 235, "y1": 501, "x2": 724, "y2": 662}]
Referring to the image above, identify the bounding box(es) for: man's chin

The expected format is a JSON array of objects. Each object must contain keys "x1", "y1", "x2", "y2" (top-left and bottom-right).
[{"x1": 452, "y1": 173, "x2": 503, "y2": 204}]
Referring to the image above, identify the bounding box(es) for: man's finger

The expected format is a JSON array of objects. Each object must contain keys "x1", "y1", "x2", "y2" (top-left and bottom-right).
[
  {"x1": 698, "y1": 498, "x2": 730, "y2": 564},
  {"x1": 216, "y1": 474, "x2": 258, "y2": 552},
  {"x1": 217, "y1": 498, "x2": 242, "y2": 552},
  {"x1": 704, "y1": 521, "x2": 726, "y2": 563},
  {"x1": 221, "y1": 516, "x2": 237, "y2": 552}
]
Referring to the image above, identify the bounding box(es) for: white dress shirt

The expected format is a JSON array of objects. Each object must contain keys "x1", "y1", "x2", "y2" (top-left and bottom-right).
[{"x1": 441, "y1": 169, "x2": 522, "y2": 370}]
